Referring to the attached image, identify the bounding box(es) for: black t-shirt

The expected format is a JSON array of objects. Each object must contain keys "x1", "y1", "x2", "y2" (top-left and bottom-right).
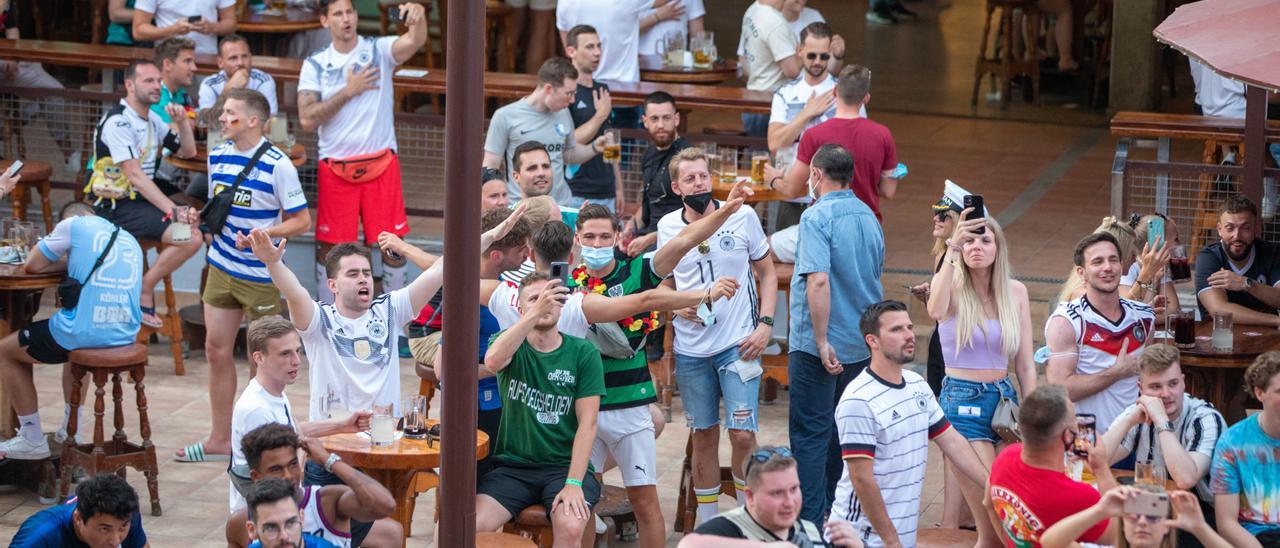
[
  {"x1": 1, "y1": 2, "x2": 15, "y2": 34},
  {"x1": 1194, "y1": 240, "x2": 1280, "y2": 313},
  {"x1": 694, "y1": 514, "x2": 824, "y2": 547},
  {"x1": 566, "y1": 81, "x2": 616, "y2": 199},
  {"x1": 639, "y1": 136, "x2": 690, "y2": 234}
]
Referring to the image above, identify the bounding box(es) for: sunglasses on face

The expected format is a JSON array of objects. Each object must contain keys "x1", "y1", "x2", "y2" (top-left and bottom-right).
[
  {"x1": 805, "y1": 53, "x2": 831, "y2": 61},
  {"x1": 743, "y1": 446, "x2": 793, "y2": 477},
  {"x1": 1126, "y1": 513, "x2": 1163, "y2": 524},
  {"x1": 934, "y1": 211, "x2": 950, "y2": 221}
]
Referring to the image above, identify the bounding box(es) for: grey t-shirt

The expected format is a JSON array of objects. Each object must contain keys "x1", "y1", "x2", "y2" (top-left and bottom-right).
[{"x1": 484, "y1": 98, "x2": 576, "y2": 205}]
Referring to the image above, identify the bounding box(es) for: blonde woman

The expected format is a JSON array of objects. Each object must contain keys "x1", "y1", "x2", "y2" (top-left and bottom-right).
[
  {"x1": 1129, "y1": 213, "x2": 1180, "y2": 309},
  {"x1": 1057, "y1": 216, "x2": 1170, "y2": 306},
  {"x1": 1040, "y1": 487, "x2": 1231, "y2": 548},
  {"x1": 927, "y1": 209, "x2": 1036, "y2": 547}
]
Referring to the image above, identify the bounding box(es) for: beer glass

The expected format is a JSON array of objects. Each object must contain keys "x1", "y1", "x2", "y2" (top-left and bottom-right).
[
  {"x1": 750, "y1": 152, "x2": 769, "y2": 185},
  {"x1": 718, "y1": 148, "x2": 738, "y2": 184},
  {"x1": 602, "y1": 129, "x2": 621, "y2": 164}
]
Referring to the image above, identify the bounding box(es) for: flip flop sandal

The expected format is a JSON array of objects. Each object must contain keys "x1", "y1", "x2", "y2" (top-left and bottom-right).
[
  {"x1": 173, "y1": 442, "x2": 229, "y2": 463},
  {"x1": 140, "y1": 306, "x2": 163, "y2": 329}
]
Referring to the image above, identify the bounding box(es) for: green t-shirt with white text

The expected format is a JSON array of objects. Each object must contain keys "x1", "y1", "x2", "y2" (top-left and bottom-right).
[{"x1": 492, "y1": 333, "x2": 605, "y2": 466}]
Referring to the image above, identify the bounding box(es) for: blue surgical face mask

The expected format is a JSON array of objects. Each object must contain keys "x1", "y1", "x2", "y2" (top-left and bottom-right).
[{"x1": 581, "y1": 245, "x2": 615, "y2": 270}]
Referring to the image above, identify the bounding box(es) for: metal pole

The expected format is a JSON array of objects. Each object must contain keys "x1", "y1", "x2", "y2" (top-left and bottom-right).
[
  {"x1": 1242, "y1": 85, "x2": 1267, "y2": 206},
  {"x1": 438, "y1": 0, "x2": 483, "y2": 544}
]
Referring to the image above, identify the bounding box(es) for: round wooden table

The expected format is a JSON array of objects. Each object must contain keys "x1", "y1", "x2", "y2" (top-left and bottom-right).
[
  {"x1": 322, "y1": 422, "x2": 489, "y2": 543},
  {"x1": 237, "y1": 7, "x2": 322, "y2": 34},
  {"x1": 167, "y1": 142, "x2": 307, "y2": 174},
  {"x1": 0, "y1": 264, "x2": 65, "y2": 436},
  {"x1": 639, "y1": 54, "x2": 737, "y2": 85},
  {"x1": 712, "y1": 178, "x2": 792, "y2": 204},
  {"x1": 1152, "y1": 321, "x2": 1274, "y2": 423}
]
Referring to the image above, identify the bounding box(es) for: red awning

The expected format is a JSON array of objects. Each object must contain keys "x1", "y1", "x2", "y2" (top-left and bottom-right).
[{"x1": 1153, "y1": 0, "x2": 1280, "y2": 93}]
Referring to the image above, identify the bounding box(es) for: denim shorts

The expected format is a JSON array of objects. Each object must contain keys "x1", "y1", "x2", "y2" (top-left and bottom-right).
[
  {"x1": 674, "y1": 346, "x2": 760, "y2": 432},
  {"x1": 940, "y1": 375, "x2": 1018, "y2": 443}
]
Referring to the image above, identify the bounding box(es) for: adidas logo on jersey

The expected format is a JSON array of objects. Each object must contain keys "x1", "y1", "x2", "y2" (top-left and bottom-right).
[
  {"x1": 891, "y1": 410, "x2": 901, "y2": 420},
  {"x1": 1090, "y1": 333, "x2": 1105, "y2": 342}
]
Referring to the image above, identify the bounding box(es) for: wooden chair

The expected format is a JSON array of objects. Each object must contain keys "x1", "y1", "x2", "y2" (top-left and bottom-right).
[
  {"x1": 971, "y1": 0, "x2": 1042, "y2": 108},
  {"x1": 57, "y1": 344, "x2": 161, "y2": 516},
  {"x1": 595, "y1": 485, "x2": 637, "y2": 547},
  {"x1": 477, "y1": 532, "x2": 537, "y2": 547},
  {"x1": 503, "y1": 505, "x2": 555, "y2": 547},
  {"x1": 673, "y1": 432, "x2": 739, "y2": 533},
  {"x1": 1, "y1": 159, "x2": 55, "y2": 232},
  {"x1": 760, "y1": 261, "x2": 792, "y2": 404},
  {"x1": 649, "y1": 314, "x2": 676, "y2": 422},
  {"x1": 135, "y1": 240, "x2": 185, "y2": 375}
]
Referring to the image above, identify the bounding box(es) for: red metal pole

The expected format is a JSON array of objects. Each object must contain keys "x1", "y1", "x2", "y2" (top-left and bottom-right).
[
  {"x1": 1242, "y1": 85, "x2": 1267, "y2": 206},
  {"x1": 438, "y1": 0, "x2": 483, "y2": 544}
]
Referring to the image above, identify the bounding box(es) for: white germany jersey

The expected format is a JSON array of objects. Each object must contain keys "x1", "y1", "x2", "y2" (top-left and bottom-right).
[
  {"x1": 299, "y1": 485, "x2": 352, "y2": 547},
  {"x1": 657, "y1": 203, "x2": 770, "y2": 357},
  {"x1": 1047, "y1": 296, "x2": 1155, "y2": 433},
  {"x1": 206, "y1": 138, "x2": 307, "y2": 284},
  {"x1": 299, "y1": 288, "x2": 416, "y2": 421},
  {"x1": 830, "y1": 368, "x2": 950, "y2": 548},
  {"x1": 298, "y1": 36, "x2": 400, "y2": 159},
  {"x1": 198, "y1": 68, "x2": 278, "y2": 114}
]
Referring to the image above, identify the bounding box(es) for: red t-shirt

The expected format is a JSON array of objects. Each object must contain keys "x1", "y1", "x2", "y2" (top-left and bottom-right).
[
  {"x1": 988, "y1": 444, "x2": 1109, "y2": 548},
  {"x1": 795, "y1": 117, "x2": 897, "y2": 222}
]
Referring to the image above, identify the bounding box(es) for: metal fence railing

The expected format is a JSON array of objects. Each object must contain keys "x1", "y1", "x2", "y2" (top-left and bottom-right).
[
  {"x1": 1112, "y1": 137, "x2": 1280, "y2": 254},
  {"x1": 0, "y1": 85, "x2": 771, "y2": 221}
]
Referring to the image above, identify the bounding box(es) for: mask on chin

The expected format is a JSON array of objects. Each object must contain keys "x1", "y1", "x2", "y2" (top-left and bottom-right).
[{"x1": 682, "y1": 192, "x2": 714, "y2": 214}]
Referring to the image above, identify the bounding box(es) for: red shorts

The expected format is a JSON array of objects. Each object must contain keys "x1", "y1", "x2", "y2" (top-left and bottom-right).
[{"x1": 315, "y1": 151, "x2": 409, "y2": 244}]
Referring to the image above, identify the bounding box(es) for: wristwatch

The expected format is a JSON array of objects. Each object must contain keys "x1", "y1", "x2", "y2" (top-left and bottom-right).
[
  {"x1": 1155, "y1": 422, "x2": 1175, "y2": 435},
  {"x1": 758, "y1": 316, "x2": 774, "y2": 327},
  {"x1": 1245, "y1": 277, "x2": 1256, "y2": 290},
  {"x1": 324, "y1": 452, "x2": 343, "y2": 473}
]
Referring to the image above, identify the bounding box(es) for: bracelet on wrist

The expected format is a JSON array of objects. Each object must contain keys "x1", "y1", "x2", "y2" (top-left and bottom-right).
[{"x1": 565, "y1": 478, "x2": 583, "y2": 487}]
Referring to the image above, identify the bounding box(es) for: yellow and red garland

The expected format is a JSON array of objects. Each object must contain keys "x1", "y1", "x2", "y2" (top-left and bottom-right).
[{"x1": 571, "y1": 265, "x2": 662, "y2": 334}]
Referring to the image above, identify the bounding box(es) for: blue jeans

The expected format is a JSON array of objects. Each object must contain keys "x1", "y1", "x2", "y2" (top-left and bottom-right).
[
  {"x1": 304, "y1": 461, "x2": 373, "y2": 545},
  {"x1": 788, "y1": 351, "x2": 867, "y2": 523},
  {"x1": 940, "y1": 376, "x2": 1018, "y2": 443},
  {"x1": 674, "y1": 346, "x2": 760, "y2": 432},
  {"x1": 742, "y1": 113, "x2": 769, "y2": 138},
  {"x1": 563, "y1": 195, "x2": 617, "y2": 214}
]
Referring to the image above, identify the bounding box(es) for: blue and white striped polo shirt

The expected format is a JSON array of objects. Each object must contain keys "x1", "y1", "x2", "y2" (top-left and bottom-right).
[{"x1": 205, "y1": 137, "x2": 308, "y2": 283}]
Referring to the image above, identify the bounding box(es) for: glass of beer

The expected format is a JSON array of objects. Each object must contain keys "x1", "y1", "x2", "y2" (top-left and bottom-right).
[
  {"x1": 370, "y1": 402, "x2": 396, "y2": 447},
  {"x1": 750, "y1": 152, "x2": 769, "y2": 185},
  {"x1": 698, "y1": 142, "x2": 719, "y2": 175},
  {"x1": 1168, "y1": 245, "x2": 1191, "y2": 282},
  {"x1": 1172, "y1": 311, "x2": 1196, "y2": 349},
  {"x1": 602, "y1": 129, "x2": 621, "y2": 164},
  {"x1": 171, "y1": 206, "x2": 192, "y2": 243},
  {"x1": 719, "y1": 148, "x2": 738, "y2": 184},
  {"x1": 691, "y1": 32, "x2": 714, "y2": 69},
  {"x1": 271, "y1": 0, "x2": 287, "y2": 11}
]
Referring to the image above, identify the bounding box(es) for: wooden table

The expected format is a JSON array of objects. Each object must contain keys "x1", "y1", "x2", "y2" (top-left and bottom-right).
[
  {"x1": 167, "y1": 142, "x2": 307, "y2": 174},
  {"x1": 712, "y1": 178, "x2": 792, "y2": 204},
  {"x1": 321, "y1": 422, "x2": 489, "y2": 545},
  {"x1": 0, "y1": 264, "x2": 65, "y2": 436},
  {"x1": 1152, "y1": 321, "x2": 1274, "y2": 423},
  {"x1": 639, "y1": 54, "x2": 738, "y2": 85},
  {"x1": 1112, "y1": 469, "x2": 1180, "y2": 492},
  {"x1": 238, "y1": 6, "x2": 324, "y2": 57}
]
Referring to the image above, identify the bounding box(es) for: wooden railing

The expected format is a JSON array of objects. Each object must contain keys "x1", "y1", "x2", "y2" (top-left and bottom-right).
[{"x1": 0, "y1": 39, "x2": 771, "y2": 114}]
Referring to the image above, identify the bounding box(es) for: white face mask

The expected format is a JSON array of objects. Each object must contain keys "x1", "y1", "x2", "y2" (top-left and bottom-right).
[{"x1": 807, "y1": 170, "x2": 820, "y2": 201}]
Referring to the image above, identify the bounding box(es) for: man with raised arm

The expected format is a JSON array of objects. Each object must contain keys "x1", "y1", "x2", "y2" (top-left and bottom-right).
[{"x1": 297, "y1": 0, "x2": 427, "y2": 302}]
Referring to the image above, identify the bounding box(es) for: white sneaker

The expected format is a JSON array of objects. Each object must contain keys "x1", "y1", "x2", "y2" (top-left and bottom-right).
[
  {"x1": 0, "y1": 435, "x2": 52, "y2": 460},
  {"x1": 54, "y1": 428, "x2": 83, "y2": 446},
  {"x1": 594, "y1": 513, "x2": 607, "y2": 535},
  {"x1": 64, "y1": 151, "x2": 82, "y2": 176}
]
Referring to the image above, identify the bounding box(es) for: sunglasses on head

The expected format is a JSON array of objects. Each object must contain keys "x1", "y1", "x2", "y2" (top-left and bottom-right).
[
  {"x1": 805, "y1": 53, "x2": 832, "y2": 61},
  {"x1": 743, "y1": 446, "x2": 793, "y2": 477}
]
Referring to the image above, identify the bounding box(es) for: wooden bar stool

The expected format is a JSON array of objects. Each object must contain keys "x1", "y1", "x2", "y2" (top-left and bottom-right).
[
  {"x1": 1, "y1": 159, "x2": 55, "y2": 232},
  {"x1": 504, "y1": 505, "x2": 554, "y2": 547},
  {"x1": 673, "y1": 433, "x2": 739, "y2": 532},
  {"x1": 477, "y1": 532, "x2": 536, "y2": 547},
  {"x1": 57, "y1": 343, "x2": 161, "y2": 516},
  {"x1": 971, "y1": 0, "x2": 1042, "y2": 108},
  {"x1": 135, "y1": 240, "x2": 185, "y2": 375}
]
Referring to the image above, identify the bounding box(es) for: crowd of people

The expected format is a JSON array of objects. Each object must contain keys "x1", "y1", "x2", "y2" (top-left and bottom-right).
[{"x1": 2, "y1": 0, "x2": 1280, "y2": 547}]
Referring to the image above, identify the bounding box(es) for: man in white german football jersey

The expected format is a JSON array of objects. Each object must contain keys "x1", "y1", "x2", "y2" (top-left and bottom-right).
[{"x1": 1046, "y1": 232, "x2": 1156, "y2": 433}]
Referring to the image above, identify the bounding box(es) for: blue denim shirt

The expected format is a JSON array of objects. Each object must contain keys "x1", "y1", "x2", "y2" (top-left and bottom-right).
[{"x1": 788, "y1": 189, "x2": 884, "y2": 363}]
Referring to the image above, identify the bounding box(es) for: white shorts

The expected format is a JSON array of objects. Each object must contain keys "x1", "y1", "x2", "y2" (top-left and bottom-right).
[
  {"x1": 589, "y1": 406, "x2": 657, "y2": 487},
  {"x1": 505, "y1": 0, "x2": 556, "y2": 10}
]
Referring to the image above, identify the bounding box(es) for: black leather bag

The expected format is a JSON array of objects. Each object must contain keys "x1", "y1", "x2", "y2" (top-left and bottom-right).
[
  {"x1": 200, "y1": 142, "x2": 272, "y2": 236},
  {"x1": 58, "y1": 226, "x2": 120, "y2": 310}
]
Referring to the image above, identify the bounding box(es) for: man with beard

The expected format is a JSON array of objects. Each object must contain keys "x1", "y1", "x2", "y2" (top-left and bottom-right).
[
  {"x1": 620, "y1": 91, "x2": 689, "y2": 257},
  {"x1": 1195, "y1": 195, "x2": 1280, "y2": 325},
  {"x1": 512, "y1": 142, "x2": 580, "y2": 228},
  {"x1": 828, "y1": 301, "x2": 991, "y2": 548},
  {"x1": 657, "y1": 147, "x2": 778, "y2": 525},
  {"x1": 1046, "y1": 232, "x2": 1156, "y2": 433}
]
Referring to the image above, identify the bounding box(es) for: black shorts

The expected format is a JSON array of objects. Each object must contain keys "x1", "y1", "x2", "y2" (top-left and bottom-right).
[
  {"x1": 477, "y1": 458, "x2": 602, "y2": 518},
  {"x1": 19, "y1": 320, "x2": 71, "y2": 364},
  {"x1": 95, "y1": 198, "x2": 170, "y2": 241}
]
